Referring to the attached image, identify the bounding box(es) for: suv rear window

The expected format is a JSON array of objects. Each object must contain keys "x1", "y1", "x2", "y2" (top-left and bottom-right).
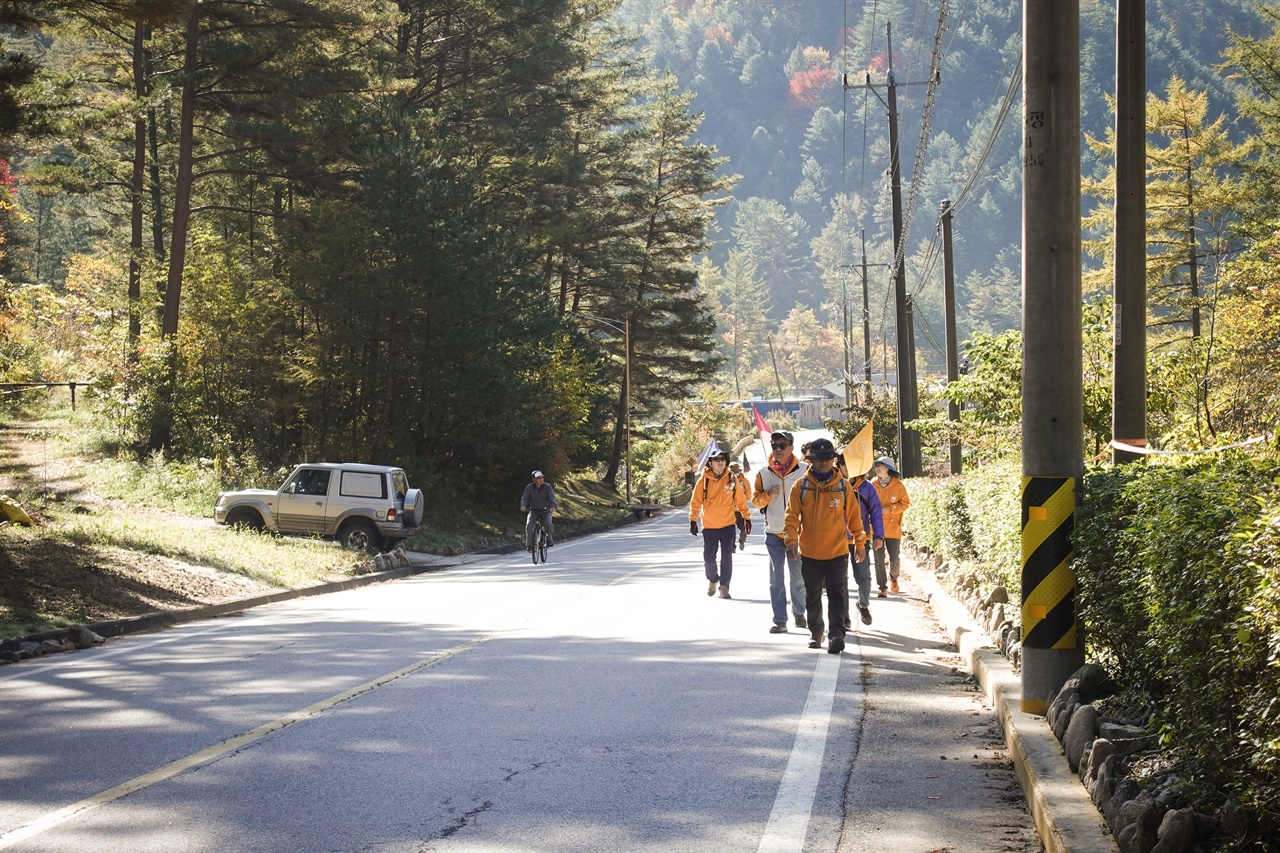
[{"x1": 340, "y1": 471, "x2": 386, "y2": 499}]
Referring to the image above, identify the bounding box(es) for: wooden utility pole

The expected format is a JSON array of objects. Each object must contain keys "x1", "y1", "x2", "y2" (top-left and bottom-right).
[
  {"x1": 859, "y1": 231, "x2": 888, "y2": 401},
  {"x1": 940, "y1": 200, "x2": 962, "y2": 475},
  {"x1": 846, "y1": 22, "x2": 934, "y2": 477},
  {"x1": 1113, "y1": 0, "x2": 1147, "y2": 464},
  {"x1": 1021, "y1": 0, "x2": 1086, "y2": 714}
]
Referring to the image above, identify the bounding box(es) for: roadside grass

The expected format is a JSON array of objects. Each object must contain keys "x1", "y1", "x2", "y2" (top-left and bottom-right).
[{"x1": 0, "y1": 401, "x2": 642, "y2": 638}]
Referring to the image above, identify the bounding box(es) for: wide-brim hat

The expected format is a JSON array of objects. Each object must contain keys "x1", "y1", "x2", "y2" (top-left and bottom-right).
[{"x1": 874, "y1": 456, "x2": 901, "y2": 477}]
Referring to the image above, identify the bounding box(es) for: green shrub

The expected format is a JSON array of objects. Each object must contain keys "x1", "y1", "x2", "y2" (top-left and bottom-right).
[
  {"x1": 1075, "y1": 455, "x2": 1280, "y2": 847},
  {"x1": 903, "y1": 458, "x2": 1020, "y2": 595}
]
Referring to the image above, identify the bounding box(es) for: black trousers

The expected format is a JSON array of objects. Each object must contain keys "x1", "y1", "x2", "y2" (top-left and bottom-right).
[{"x1": 801, "y1": 554, "x2": 849, "y2": 641}]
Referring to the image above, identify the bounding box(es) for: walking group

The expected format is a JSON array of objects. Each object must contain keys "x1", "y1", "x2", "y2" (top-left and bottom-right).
[{"x1": 688, "y1": 432, "x2": 910, "y2": 654}]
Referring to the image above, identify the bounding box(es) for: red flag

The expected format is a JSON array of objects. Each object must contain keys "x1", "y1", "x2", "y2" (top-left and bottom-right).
[{"x1": 752, "y1": 407, "x2": 771, "y2": 438}]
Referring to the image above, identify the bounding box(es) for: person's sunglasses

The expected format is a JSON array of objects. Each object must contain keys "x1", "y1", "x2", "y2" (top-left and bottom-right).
[{"x1": 771, "y1": 442, "x2": 789, "y2": 449}]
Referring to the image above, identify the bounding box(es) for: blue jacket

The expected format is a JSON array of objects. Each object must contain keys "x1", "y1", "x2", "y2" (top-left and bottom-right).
[{"x1": 855, "y1": 478, "x2": 884, "y2": 544}]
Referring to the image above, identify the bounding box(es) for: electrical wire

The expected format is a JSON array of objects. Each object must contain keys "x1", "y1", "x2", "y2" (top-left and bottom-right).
[
  {"x1": 950, "y1": 50, "x2": 1022, "y2": 216},
  {"x1": 886, "y1": 0, "x2": 949, "y2": 295}
]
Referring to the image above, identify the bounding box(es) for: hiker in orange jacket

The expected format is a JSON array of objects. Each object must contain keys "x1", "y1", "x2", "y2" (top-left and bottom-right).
[
  {"x1": 783, "y1": 438, "x2": 865, "y2": 654},
  {"x1": 871, "y1": 456, "x2": 910, "y2": 596},
  {"x1": 690, "y1": 448, "x2": 750, "y2": 599}
]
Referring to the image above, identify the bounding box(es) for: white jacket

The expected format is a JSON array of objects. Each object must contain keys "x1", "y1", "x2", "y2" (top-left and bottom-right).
[{"x1": 752, "y1": 455, "x2": 810, "y2": 535}]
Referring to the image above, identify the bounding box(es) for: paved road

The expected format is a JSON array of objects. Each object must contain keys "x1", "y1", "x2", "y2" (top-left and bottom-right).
[{"x1": 0, "y1": 510, "x2": 1040, "y2": 852}]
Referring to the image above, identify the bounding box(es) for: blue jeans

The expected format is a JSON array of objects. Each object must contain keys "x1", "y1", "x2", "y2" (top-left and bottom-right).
[
  {"x1": 765, "y1": 533, "x2": 806, "y2": 625},
  {"x1": 846, "y1": 549, "x2": 871, "y2": 614},
  {"x1": 702, "y1": 525, "x2": 736, "y2": 586}
]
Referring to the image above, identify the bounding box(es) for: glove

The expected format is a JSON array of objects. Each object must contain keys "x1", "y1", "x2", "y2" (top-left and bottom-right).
[
  {"x1": 734, "y1": 511, "x2": 745, "y2": 531},
  {"x1": 690, "y1": 520, "x2": 699, "y2": 536},
  {"x1": 744, "y1": 519, "x2": 752, "y2": 536}
]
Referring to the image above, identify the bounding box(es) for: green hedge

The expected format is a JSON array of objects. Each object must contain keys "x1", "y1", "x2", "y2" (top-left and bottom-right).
[
  {"x1": 1074, "y1": 456, "x2": 1280, "y2": 848},
  {"x1": 903, "y1": 459, "x2": 1021, "y2": 598},
  {"x1": 909, "y1": 452, "x2": 1280, "y2": 848}
]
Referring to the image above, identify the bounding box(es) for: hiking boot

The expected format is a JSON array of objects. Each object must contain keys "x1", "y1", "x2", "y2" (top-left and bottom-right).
[
  {"x1": 844, "y1": 617, "x2": 852, "y2": 630},
  {"x1": 718, "y1": 585, "x2": 731, "y2": 599},
  {"x1": 707, "y1": 581, "x2": 716, "y2": 597},
  {"x1": 828, "y1": 635, "x2": 845, "y2": 655},
  {"x1": 890, "y1": 578, "x2": 900, "y2": 594},
  {"x1": 858, "y1": 604, "x2": 873, "y2": 625},
  {"x1": 808, "y1": 636, "x2": 823, "y2": 649},
  {"x1": 769, "y1": 623, "x2": 787, "y2": 634},
  {"x1": 794, "y1": 613, "x2": 808, "y2": 629},
  {"x1": 877, "y1": 587, "x2": 888, "y2": 598}
]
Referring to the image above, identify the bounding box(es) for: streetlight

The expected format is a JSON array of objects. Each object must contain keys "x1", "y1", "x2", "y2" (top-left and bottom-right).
[{"x1": 570, "y1": 312, "x2": 631, "y2": 504}]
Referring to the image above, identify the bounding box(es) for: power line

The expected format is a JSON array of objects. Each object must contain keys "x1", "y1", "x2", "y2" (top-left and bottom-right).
[
  {"x1": 951, "y1": 51, "x2": 1023, "y2": 216},
  {"x1": 886, "y1": 0, "x2": 949, "y2": 293}
]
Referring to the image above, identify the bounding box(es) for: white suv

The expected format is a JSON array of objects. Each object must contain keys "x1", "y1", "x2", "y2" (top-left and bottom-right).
[{"x1": 215, "y1": 463, "x2": 423, "y2": 551}]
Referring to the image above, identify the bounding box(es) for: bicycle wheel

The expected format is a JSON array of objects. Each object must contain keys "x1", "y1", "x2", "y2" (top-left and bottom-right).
[
  {"x1": 538, "y1": 525, "x2": 549, "y2": 564},
  {"x1": 530, "y1": 526, "x2": 541, "y2": 565}
]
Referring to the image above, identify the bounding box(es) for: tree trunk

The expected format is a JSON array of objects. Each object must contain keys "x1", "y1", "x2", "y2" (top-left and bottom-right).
[
  {"x1": 161, "y1": 5, "x2": 200, "y2": 340},
  {"x1": 128, "y1": 20, "x2": 146, "y2": 356}
]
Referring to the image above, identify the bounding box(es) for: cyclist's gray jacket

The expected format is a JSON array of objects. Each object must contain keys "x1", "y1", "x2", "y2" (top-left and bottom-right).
[
  {"x1": 751, "y1": 455, "x2": 809, "y2": 535},
  {"x1": 521, "y1": 482, "x2": 557, "y2": 512}
]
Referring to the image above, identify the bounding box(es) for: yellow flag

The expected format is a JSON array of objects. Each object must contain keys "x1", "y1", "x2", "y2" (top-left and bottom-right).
[{"x1": 842, "y1": 419, "x2": 875, "y2": 477}]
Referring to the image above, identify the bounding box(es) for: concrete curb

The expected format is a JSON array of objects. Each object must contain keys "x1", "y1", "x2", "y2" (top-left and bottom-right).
[
  {"x1": 907, "y1": 559, "x2": 1119, "y2": 853},
  {"x1": 0, "y1": 558, "x2": 453, "y2": 653}
]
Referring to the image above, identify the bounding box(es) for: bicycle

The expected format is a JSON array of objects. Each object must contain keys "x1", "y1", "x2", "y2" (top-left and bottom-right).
[{"x1": 528, "y1": 513, "x2": 549, "y2": 565}]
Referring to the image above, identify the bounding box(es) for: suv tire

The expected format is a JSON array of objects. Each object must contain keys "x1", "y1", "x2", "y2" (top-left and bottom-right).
[
  {"x1": 339, "y1": 520, "x2": 381, "y2": 553},
  {"x1": 227, "y1": 508, "x2": 265, "y2": 531}
]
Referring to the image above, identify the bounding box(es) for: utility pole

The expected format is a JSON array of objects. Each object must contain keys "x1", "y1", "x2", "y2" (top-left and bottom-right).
[
  {"x1": 842, "y1": 267, "x2": 852, "y2": 407},
  {"x1": 940, "y1": 200, "x2": 962, "y2": 475},
  {"x1": 1021, "y1": 0, "x2": 1086, "y2": 714},
  {"x1": 1113, "y1": 0, "x2": 1147, "y2": 464},
  {"x1": 847, "y1": 22, "x2": 933, "y2": 477},
  {"x1": 859, "y1": 231, "x2": 890, "y2": 402},
  {"x1": 767, "y1": 335, "x2": 787, "y2": 420},
  {"x1": 861, "y1": 233, "x2": 873, "y2": 397}
]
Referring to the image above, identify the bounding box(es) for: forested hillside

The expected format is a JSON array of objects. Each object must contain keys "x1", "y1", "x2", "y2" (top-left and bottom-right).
[
  {"x1": 0, "y1": 1, "x2": 732, "y2": 500},
  {"x1": 615, "y1": 0, "x2": 1265, "y2": 387},
  {"x1": 1, "y1": 0, "x2": 1278, "y2": 500}
]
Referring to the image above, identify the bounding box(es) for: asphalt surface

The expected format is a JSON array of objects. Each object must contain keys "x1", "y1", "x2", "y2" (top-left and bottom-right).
[{"x1": 0, "y1": 502, "x2": 1089, "y2": 852}]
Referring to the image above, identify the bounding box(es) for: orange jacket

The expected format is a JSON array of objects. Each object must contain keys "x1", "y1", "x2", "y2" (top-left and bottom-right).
[
  {"x1": 783, "y1": 470, "x2": 865, "y2": 560},
  {"x1": 690, "y1": 468, "x2": 750, "y2": 529},
  {"x1": 872, "y1": 475, "x2": 910, "y2": 538}
]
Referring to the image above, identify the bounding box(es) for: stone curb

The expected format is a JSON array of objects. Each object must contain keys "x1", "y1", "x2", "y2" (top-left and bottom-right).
[
  {"x1": 1, "y1": 509, "x2": 654, "y2": 655},
  {"x1": 907, "y1": 559, "x2": 1120, "y2": 853},
  {"x1": 0, "y1": 559, "x2": 449, "y2": 653}
]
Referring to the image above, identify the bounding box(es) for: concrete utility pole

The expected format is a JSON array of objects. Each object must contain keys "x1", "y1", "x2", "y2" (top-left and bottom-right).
[
  {"x1": 940, "y1": 200, "x2": 962, "y2": 475},
  {"x1": 847, "y1": 22, "x2": 934, "y2": 477},
  {"x1": 1113, "y1": 0, "x2": 1147, "y2": 464},
  {"x1": 865, "y1": 229, "x2": 875, "y2": 394},
  {"x1": 1021, "y1": 1, "x2": 1086, "y2": 714}
]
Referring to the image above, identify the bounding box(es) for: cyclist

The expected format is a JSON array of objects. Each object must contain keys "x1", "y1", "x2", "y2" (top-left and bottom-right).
[{"x1": 521, "y1": 470, "x2": 557, "y2": 552}]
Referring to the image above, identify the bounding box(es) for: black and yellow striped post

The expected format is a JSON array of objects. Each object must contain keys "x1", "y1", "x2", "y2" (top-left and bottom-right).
[{"x1": 1020, "y1": 476, "x2": 1082, "y2": 714}]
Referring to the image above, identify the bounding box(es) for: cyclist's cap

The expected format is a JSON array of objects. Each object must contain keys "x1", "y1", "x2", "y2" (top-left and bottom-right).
[
  {"x1": 807, "y1": 438, "x2": 838, "y2": 459},
  {"x1": 531, "y1": 470, "x2": 544, "y2": 479}
]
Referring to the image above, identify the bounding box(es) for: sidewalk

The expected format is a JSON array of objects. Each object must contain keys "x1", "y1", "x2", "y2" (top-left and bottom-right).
[{"x1": 901, "y1": 550, "x2": 1119, "y2": 853}]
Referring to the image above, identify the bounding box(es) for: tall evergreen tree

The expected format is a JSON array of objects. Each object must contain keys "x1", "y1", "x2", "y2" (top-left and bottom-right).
[{"x1": 595, "y1": 72, "x2": 733, "y2": 484}]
